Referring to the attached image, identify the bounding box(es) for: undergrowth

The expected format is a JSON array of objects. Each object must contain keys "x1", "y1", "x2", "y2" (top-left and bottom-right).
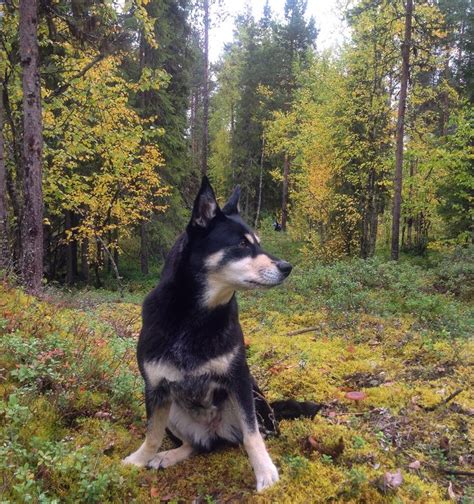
[{"x1": 0, "y1": 246, "x2": 473, "y2": 503}]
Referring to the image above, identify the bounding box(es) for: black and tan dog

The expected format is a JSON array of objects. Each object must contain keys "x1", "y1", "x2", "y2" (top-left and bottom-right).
[{"x1": 123, "y1": 177, "x2": 318, "y2": 491}]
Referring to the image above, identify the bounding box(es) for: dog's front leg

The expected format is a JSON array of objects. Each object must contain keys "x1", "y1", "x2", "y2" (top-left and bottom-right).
[
  {"x1": 123, "y1": 395, "x2": 171, "y2": 468},
  {"x1": 233, "y1": 374, "x2": 279, "y2": 492}
]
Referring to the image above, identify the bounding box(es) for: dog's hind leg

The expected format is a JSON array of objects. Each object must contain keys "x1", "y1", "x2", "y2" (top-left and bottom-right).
[
  {"x1": 147, "y1": 442, "x2": 194, "y2": 469},
  {"x1": 233, "y1": 373, "x2": 279, "y2": 492},
  {"x1": 123, "y1": 388, "x2": 170, "y2": 467},
  {"x1": 252, "y1": 378, "x2": 279, "y2": 436}
]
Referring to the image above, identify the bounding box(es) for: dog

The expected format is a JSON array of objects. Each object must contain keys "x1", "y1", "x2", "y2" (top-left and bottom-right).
[{"x1": 123, "y1": 177, "x2": 319, "y2": 492}]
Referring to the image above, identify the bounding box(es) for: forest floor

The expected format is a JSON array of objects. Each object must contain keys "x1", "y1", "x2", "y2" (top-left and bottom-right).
[{"x1": 1, "y1": 245, "x2": 473, "y2": 503}]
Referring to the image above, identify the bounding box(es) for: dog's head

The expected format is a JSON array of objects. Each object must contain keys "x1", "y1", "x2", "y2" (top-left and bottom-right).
[{"x1": 186, "y1": 177, "x2": 292, "y2": 308}]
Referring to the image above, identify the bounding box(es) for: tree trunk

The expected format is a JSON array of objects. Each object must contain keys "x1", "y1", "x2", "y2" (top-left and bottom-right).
[
  {"x1": 281, "y1": 153, "x2": 289, "y2": 231},
  {"x1": 97, "y1": 235, "x2": 123, "y2": 297},
  {"x1": 369, "y1": 198, "x2": 378, "y2": 256},
  {"x1": 81, "y1": 238, "x2": 89, "y2": 283},
  {"x1": 0, "y1": 81, "x2": 10, "y2": 271},
  {"x1": 94, "y1": 242, "x2": 102, "y2": 288},
  {"x1": 360, "y1": 172, "x2": 372, "y2": 259},
  {"x1": 140, "y1": 221, "x2": 149, "y2": 275},
  {"x1": 230, "y1": 102, "x2": 235, "y2": 182},
  {"x1": 3, "y1": 82, "x2": 22, "y2": 267},
  {"x1": 201, "y1": 0, "x2": 209, "y2": 176},
  {"x1": 254, "y1": 135, "x2": 265, "y2": 229},
  {"x1": 402, "y1": 219, "x2": 406, "y2": 248},
  {"x1": 191, "y1": 91, "x2": 196, "y2": 170},
  {"x1": 361, "y1": 169, "x2": 378, "y2": 258},
  {"x1": 20, "y1": 0, "x2": 44, "y2": 291},
  {"x1": 106, "y1": 230, "x2": 112, "y2": 273},
  {"x1": 406, "y1": 158, "x2": 415, "y2": 249},
  {"x1": 391, "y1": 0, "x2": 413, "y2": 261},
  {"x1": 113, "y1": 230, "x2": 119, "y2": 272},
  {"x1": 65, "y1": 211, "x2": 74, "y2": 284}
]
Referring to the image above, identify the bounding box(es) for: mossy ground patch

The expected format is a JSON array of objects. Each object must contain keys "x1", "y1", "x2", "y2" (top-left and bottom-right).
[{"x1": 1, "y1": 260, "x2": 472, "y2": 502}]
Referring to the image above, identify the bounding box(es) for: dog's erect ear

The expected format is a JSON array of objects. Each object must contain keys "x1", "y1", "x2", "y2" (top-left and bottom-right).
[
  {"x1": 222, "y1": 185, "x2": 241, "y2": 215},
  {"x1": 190, "y1": 176, "x2": 220, "y2": 228}
]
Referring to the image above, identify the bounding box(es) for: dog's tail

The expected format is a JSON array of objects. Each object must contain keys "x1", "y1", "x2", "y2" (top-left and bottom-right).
[
  {"x1": 252, "y1": 379, "x2": 322, "y2": 437},
  {"x1": 270, "y1": 399, "x2": 322, "y2": 421}
]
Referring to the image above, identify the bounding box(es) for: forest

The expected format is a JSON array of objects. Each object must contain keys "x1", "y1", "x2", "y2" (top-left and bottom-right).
[{"x1": 0, "y1": 0, "x2": 473, "y2": 502}]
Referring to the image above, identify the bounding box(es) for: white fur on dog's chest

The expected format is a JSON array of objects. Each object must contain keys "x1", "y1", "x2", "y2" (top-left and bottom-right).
[{"x1": 144, "y1": 347, "x2": 238, "y2": 387}]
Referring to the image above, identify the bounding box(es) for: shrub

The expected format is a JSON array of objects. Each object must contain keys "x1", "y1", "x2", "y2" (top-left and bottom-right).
[{"x1": 433, "y1": 245, "x2": 474, "y2": 300}]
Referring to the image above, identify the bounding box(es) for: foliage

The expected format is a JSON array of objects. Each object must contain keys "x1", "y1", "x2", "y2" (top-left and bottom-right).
[
  {"x1": 2, "y1": 0, "x2": 472, "y2": 283},
  {"x1": 208, "y1": 0, "x2": 317, "y2": 220},
  {"x1": 433, "y1": 244, "x2": 474, "y2": 300},
  {"x1": 0, "y1": 0, "x2": 193, "y2": 284},
  {"x1": 43, "y1": 51, "x2": 169, "y2": 255},
  {"x1": 208, "y1": 0, "x2": 473, "y2": 262},
  {"x1": 436, "y1": 106, "x2": 474, "y2": 242}
]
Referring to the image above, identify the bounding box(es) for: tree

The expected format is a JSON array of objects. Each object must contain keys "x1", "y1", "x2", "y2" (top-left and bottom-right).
[
  {"x1": 19, "y1": 0, "x2": 43, "y2": 291},
  {"x1": 0, "y1": 79, "x2": 9, "y2": 270},
  {"x1": 209, "y1": 3, "x2": 316, "y2": 224},
  {"x1": 202, "y1": 0, "x2": 209, "y2": 176},
  {"x1": 437, "y1": 107, "x2": 474, "y2": 242},
  {"x1": 43, "y1": 54, "x2": 169, "y2": 285},
  {"x1": 131, "y1": 0, "x2": 193, "y2": 273},
  {"x1": 391, "y1": 0, "x2": 413, "y2": 260},
  {"x1": 275, "y1": 0, "x2": 317, "y2": 230}
]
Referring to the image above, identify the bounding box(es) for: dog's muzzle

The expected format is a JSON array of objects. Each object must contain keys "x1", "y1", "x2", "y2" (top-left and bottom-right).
[{"x1": 275, "y1": 261, "x2": 292, "y2": 278}]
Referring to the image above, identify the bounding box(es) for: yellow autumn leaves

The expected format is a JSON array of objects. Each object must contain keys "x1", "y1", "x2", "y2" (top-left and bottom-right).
[{"x1": 43, "y1": 46, "x2": 169, "y2": 252}]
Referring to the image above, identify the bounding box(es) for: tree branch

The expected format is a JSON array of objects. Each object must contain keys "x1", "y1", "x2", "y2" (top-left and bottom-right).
[{"x1": 44, "y1": 53, "x2": 107, "y2": 104}]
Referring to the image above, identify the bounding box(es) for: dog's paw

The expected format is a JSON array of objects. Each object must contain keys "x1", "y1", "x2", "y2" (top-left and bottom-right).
[
  {"x1": 146, "y1": 453, "x2": 167, "y2": 470},
  {"x1": 255, "y1": 462, "x2": 279, "y2": 492},
  {"x1": 146, "y1": 449, "x2": 180, "y2": 470},
  {"x1": 122, "y1": 450, "x2": 152, "y2": 468}
]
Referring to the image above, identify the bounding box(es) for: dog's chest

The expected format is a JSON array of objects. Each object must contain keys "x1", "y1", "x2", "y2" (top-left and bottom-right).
[
  {"x1": 170, "y1": 375, "x2": 229, "y2": 413},
  {"x1": 143, "y1": 346, "x2": 237, "y2": 388},
  {"x1": 144, "y1": 355, "x2": 234, "y2": 415}
]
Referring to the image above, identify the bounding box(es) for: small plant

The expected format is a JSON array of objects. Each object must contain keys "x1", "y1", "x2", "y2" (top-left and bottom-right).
[
  {"x1": 321, "y1": 454, "x2": 333, "y2": 465},
  {"x1": 340, "y1": 468, "x2": 368, "y2": 499},
  {"x1": 352, "y1": 436, "x2": 366, "y2": 449},
  {"x1": 282, "y1": 454, "x2": 309, "y2": 476}
]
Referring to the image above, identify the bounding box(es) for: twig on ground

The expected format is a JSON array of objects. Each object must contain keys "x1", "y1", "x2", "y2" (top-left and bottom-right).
[
  {"x1": 440, "y1": 468, "x2": 474, "y2": 477},
  {"x1": 424, "y1": 388, "x2": 463, "y2": 411},
  {"x1": 287, "y1": 326, "x2": 319, "y2": 336}
]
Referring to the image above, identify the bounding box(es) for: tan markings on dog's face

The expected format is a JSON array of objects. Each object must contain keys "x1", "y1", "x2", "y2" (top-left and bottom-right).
[
  {"x1": 205, "y1": 250, "x2": 225, "y2": 270},
  {"x1": 203, "y1": 254, "x2": 286, "y2": 307},
  {"x1": 251, "y1": 254, "x2": 274, "y2": 269},
  {"x1": 255, "y1": 234, "x2": 261, "y2": 244}
]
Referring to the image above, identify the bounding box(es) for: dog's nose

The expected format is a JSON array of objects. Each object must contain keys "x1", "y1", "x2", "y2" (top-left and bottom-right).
[{"x1": 276, "y1": 261, "x2": 292, "y2": 276}]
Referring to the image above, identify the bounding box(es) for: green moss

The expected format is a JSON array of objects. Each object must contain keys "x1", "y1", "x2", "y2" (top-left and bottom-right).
[
  {"x1": 1, "y1": 262, "x2": 472, "y2": 503},
  {"x1": 18, "y1": 396, "x2": 65, "y2": 443}
]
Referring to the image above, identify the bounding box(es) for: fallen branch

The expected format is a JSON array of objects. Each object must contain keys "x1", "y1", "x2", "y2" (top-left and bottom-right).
[
  {"x1": 440, "y1": 468, "x2": 474, "y2": 477},
  {"x1": 424, "y1": 460, "x2": 474, "y2": 477},
  {"x1": 287, "y1": 326, "x2": 319, "y2": 336},
  {"x1": 424, "y1": 388, "x2": 463, "y2": 411}
]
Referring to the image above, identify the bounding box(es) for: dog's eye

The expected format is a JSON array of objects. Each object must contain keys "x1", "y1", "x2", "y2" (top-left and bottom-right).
[{"x1": 239, "y1": 238, "x2": 250, "y2": 248}]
